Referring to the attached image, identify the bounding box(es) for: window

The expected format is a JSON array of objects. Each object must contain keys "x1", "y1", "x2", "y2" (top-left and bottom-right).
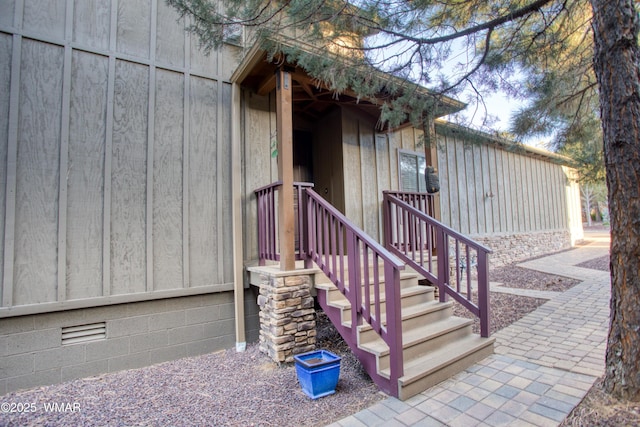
[{"x1": 399, "y1": 150, "x2": 427, "y2": 192}]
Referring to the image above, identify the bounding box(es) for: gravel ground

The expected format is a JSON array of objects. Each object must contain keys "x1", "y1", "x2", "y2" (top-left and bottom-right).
[
  {"x1": 490, "y1": 265, "x2": 581, "y2": 292},
  {"x1": 0, "y1": 312, "x2": 384, "y2": 427},
  {"x1": 561, "y1": 377, "x2": 640, "y2": 427},
  {"x1": 1, "y1": 254, "x2": 631, "y2": 427},
  {"x1": 575, "y1": 255, "x2": 610, "y2": 272}
]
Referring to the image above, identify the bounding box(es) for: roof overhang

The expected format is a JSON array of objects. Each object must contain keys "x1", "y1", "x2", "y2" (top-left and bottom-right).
[{"x1": 231, "y1": 37, "x2": 466, "y2": 128}]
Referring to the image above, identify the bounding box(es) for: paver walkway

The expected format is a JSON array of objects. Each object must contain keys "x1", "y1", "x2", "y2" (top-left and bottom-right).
[{"x1": 329, "y1": 231, "x2": 611, "y2": 427}]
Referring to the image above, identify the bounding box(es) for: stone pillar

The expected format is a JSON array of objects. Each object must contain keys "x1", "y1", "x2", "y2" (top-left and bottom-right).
[{"x1": 256, "y1": 270, "x2": 316, "y2": 363}]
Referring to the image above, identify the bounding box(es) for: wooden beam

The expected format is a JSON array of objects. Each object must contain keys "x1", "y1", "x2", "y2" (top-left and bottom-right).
[
  {"x1": 298, "y1": 80, "x2": 317, "y2": 100},
  {"x1": 276, "y1": 68, "x2": 296, "y2": 271},
  {"x1": 257, "y1": 74, "x2": 276, "y2": 96}
]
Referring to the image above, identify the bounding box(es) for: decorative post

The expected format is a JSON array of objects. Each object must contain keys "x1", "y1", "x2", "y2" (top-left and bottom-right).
[{"x1": 276, "y1": 68, "x2": 296, "y2": 271}]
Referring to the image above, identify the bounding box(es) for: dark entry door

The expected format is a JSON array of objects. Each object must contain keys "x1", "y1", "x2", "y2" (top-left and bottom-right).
[{"x1": 293, "y1": 130, "x2": 314, "y2": 183}]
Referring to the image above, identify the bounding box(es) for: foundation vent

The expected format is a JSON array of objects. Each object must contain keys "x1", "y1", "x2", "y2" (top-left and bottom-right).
[{"x1": 62, "y1": 322, "x2": 107, "y2": 345}]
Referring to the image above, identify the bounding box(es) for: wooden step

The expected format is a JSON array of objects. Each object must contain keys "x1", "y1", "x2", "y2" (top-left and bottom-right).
[
  {"x1": 357, "y1": 299, "x2": 453, "y2": 346},
  {"x1": 383, "y1": 334, "x2": 495, "y2": 400},
  {"x1": 315, "y1": 270, "x2": 420, "y2": 291},
  {"x1": 319, "y1": 283, "x2": 436, "y2": 326},
  {"x1": 359, "y1": 315, "x2": 475, "y2": 373}
]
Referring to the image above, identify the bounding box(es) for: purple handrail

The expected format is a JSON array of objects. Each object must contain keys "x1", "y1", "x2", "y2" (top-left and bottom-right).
[
  {"x1": 306, "y1": 188, "x2": 405, "y2": 397},
  {"x1": 383, "y1": 191, "x2": 492, "y2": 338},
  {"x1": 384, "y1": 191, "x2": 436, "y2": 217},
  {"x1": 254, "y1": 181, "x2": 314, "y2": 266}
]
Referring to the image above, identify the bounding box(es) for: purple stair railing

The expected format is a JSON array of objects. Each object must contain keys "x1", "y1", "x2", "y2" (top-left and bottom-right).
[
  {"x1": 383, "y1": 191, "x2": 492, "y2": 338},
  {"x1": 254, "y1": 181, "x2": 314, "y2": 266},
  {"x1": 306, "y1": 188, "x2": 405, "y2": 397}
]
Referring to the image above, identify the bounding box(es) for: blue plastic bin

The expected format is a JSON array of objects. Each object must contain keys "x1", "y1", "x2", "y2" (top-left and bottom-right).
[{"x1": 293, "y1": 350, "x2": 341, "y2": 399}]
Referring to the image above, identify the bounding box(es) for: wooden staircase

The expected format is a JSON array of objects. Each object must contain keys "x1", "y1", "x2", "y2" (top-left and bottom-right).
[
  {"x1": 255, "y1": 183, "x2": 495, "y2": 400},
  {"x1": 314, "y1": 267, "x2": 494, "y2": 400}
]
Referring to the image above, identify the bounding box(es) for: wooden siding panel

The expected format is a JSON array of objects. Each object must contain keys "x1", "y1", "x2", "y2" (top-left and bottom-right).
[
  {"x1": 0, "y1": 1, "x2": 15, "y2": 27},
  {"x1": 473, "y1": 144, "x2": 488, "y2": 234},
  {"x1": 528, "y1": 157, "x2": 538, "y2": 229},
  {"x1": 455, "y1": 137, "x2": 469, "y2": 234},
  {"x1": 388, "y1": 131, "x2": 400, "y2": 191},
  {"x1": 14, "y1": 40, "x2": 63, "y2": 305},
  {"x1": 375, "y1": 133, "x2": 391, "y2": 235},
  {"x1": 480, "y1": 144, "x2": 493, "y2": 234},
  {"x1": 462, "y1": 142, "x2": 475, "y2": 234},
  {"x1": 447, "y1": 136, "x2": 461, "y2": 230},
  {"x1": 504, "y1": 151, "x2": 514, "y2": 231},
  {"x1": 488, "y1": 146, "x2": 502, "y2": 232},
  {"x1": 551, "y1": 167, "x2": 564, "y2": 228},
  {"x1": 188, "y1": 76, "x2": 218, "y2": 287},
  {"x1": 540, "y1": 161, "x2": 550, "y2": 229},
  {"x1": 220, "y1": 82, "x2": 233, "y2": 282},
  {"x1": 526, "y1": 156, "x2": 537, "y2": 230},
  {"x1": 152, "y1": 69, "x2": 184, "y2": 290},
  {"x1": 359, "y1": 121, "x2": 378, "y2": 238},
  {"x1": 66, "y1": 51, "x2": 108, "y2": 300},
  {"x1": 73, "y1": 0, "x2": 111, "y2": 50},
  {"x1": 436, "y1": 137, "x2": 451, "y2": 227},
  {"x1": 190, "y1": 31, "x2": 218, "y2": 77},
  {"x1": 532, "y1": 158, "x2": 544, "y2": 230},
  {"x1": 544, "y1": 161, "x2": 554, "y2": 229},
  {"x1": 156, "y1": 0, "x2": 185, "y2": 68},
  {"x1": 23, "y1": 0, "x2": 66, "y2": 40},
  {"x1": 116, "y1": 0, "x2": 150, "y2": 59},
  {"x1": 243, "y1": 92, "x2": 273, "y2": 261},
  {"x1": 400, "y1": 127, "x2": 416, "y2": 151},
  {"x1": 548, "y1": 161, "x2": 558, "y2": 229},
  {"x1": 519, "y1": 155, "x2": 529, "y2": 230},
  {"x1": 490, "y1": 148, "x2": 500, "y2": 232},
  {"x1": 110, "y1": 60, "x2": 148, "y2": 295},
  {"x1": 375, "y1": 133, "x2": 391, "y2": 196},
  {"x1": 508, "y1": 152, "x2": 520, "y2": 231},
  {"x1": 559, "y1": 167, "x2": 569, "y2": 228},
  {"x1": 0, "y1": 34, "x2": 11, "y2": 294},
  {"x1": 342, "y1": 112, "x2": 363, "y2": 228}
]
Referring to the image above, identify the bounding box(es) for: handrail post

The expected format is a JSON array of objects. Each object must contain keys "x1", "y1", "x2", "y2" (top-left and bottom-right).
[
  {"x1": 346, "y1": 229, "x2": 360, "y2": 343},
  {"x1": 301, "y1": 187, "x2": 313, "y2": 269},
  {"x1": 477, "y1": 250, "x2": 490, "y2": 337},
  {"x1": 437, "y1": 230, "x2": 448, "y2": 303},
  {"x1": 385, "y1": 262, "x2": 403, "y2": 397}
]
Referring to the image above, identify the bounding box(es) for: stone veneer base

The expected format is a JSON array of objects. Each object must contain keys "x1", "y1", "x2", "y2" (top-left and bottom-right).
[{"x1": 255, "y1": 268, "x2": 317, "y2": 363}]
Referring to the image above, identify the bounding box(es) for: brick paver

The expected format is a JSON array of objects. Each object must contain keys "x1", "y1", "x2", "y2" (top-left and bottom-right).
[{"x1": 330, "y1": 232, "x2": 611, "y2": 427}]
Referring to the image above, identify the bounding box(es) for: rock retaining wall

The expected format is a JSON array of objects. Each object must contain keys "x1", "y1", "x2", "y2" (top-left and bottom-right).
[{"x1": 473, "y1": 229, "x2": 572, "y2": 267}]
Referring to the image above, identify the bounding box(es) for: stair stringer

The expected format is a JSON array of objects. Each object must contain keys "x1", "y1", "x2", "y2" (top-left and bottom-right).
[{"x1": 315, "y1": 286, "x2": 396, "y2": 396}]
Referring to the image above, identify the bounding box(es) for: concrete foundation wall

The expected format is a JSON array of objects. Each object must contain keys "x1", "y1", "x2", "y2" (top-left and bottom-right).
[
  {"x1": 0, "y1": 290, "x2": 261, "y2": 396},
  {"x1": 473, "y1": 229, "x2": 572, "y2": 268}
]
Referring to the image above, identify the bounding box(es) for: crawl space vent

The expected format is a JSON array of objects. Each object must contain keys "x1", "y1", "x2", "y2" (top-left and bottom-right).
[{"x1": 62, "y1": 322, "x2": 106, "y2": 345}]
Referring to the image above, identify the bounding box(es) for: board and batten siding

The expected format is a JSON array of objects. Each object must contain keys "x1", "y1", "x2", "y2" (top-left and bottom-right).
[
  {"x1": 0, "y1": 0, "x2": 240, "y2": 314},
  {"x1": 436, "y1": 126, "x2": 574, "y2": 237},
  {"x1": 341, "y1": 106, "x2": 424, "y2": 242}
]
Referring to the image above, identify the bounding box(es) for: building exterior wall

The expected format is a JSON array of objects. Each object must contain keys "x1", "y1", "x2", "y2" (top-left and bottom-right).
[
  {"x1": 0, "y1": 289, "x2": 261, "y2": 395},
  {"x1": 0, "y1": 0, "x2": 257, "y2": 394},
  {"x1": 240, "y1": 101, "x2": 583, "y2": 267},
  {"x1": 0, "y1": 0, "x2": 241, "y2": 311},
  {"x1": 435, "y1": 124, "x2": 582, "y2": 262},
  {"x1": 341, "y1": 106, "x2": 425, "y2": 242}
]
